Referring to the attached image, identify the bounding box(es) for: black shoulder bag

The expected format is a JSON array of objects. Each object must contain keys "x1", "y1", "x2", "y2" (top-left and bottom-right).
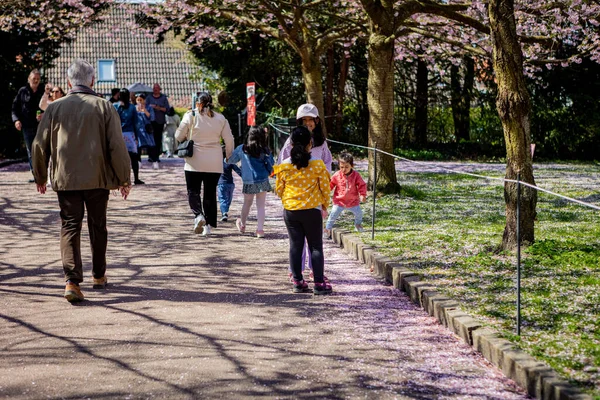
[{"x1": 176, "y1": 112, "x2": 195, "y2": 158}]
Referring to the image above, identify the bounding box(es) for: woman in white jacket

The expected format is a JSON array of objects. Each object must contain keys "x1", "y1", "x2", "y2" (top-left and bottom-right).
[{"x1": 176, "y1": 92, "x2": 235, "y2": 236}]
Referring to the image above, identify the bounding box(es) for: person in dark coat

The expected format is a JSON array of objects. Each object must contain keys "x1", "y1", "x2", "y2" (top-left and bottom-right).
[{"x1": 11, "y1": 69, "x2": 44, "y2": 181}]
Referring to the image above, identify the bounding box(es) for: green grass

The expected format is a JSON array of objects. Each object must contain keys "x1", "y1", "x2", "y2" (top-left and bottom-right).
[{"x1": 343, "y1": 163, "x2": 600, "y2": 396}]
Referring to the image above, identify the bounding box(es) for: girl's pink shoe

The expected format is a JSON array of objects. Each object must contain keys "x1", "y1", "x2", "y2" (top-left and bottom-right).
[
  {"x1": 309, "y1": 271, "x2": 329, "y2": 283},
  {"x1": 236, "y1": 218, "x2": 245, "y2": 233},
  {"x1": 313, "y1": 281, "x2": 333, "y2": 295}
]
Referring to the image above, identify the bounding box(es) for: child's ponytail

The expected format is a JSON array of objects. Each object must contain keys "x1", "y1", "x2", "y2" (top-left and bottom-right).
[{"x1": 290, "y1": 126, "x2": 311, "y2": 169}]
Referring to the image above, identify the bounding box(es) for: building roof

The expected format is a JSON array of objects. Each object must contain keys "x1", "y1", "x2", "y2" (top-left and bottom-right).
[{"x1": 45, "y1": 5, "x2": 198, "y2": 106}]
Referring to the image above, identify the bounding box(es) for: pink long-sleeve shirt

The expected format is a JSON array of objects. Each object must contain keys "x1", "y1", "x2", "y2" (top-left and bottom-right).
[{"x1": 330, "y1": 169, "x2": 367, "y2": 208}]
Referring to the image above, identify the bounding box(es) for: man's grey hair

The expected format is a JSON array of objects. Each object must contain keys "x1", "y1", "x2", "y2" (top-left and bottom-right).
[{"x1": 67, "y1": 59, "x2": 95, "y2": 87}]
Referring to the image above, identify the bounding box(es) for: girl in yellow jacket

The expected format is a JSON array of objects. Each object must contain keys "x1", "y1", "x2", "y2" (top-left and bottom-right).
[{"x1": 273, "y1": 126, "x2": 332, "y2": 295}]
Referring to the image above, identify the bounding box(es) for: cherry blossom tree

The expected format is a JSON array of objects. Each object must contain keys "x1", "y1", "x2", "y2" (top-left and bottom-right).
[
  {"x1": 133, "y1": 0, "x2": 599, "y2": 249},
  {"x1": 136, "y1": 0, "x2": 364, "y2": 135},
  {"x1": 0, "y1": 0, "x2": 111, "y2": 157},
  {"x1": 488, "y1": 0, "x2": 537, "y2": 250},
  {"x1": 355, "y1": 0, "x2": 600, "y2": 248},
  {"x1": 0, "y1": 0, "x2": 111, "y2": 46}
]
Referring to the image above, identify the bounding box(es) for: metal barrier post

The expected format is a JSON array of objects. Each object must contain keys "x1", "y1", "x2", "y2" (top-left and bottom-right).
[
  {"x1": 238, "y1": 114, "x2": 242, "y2": 137},
  {"x1": 516, "y1": 173, "x2": 521, "y2": 336},
  {"x1": 372, "y1": 144, "x2": 377, "y2": 240}
]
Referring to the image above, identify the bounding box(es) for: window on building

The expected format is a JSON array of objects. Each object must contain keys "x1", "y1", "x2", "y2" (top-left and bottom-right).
[{"x1": 98, "y1": 59, "x2": 116, "y2": 82}]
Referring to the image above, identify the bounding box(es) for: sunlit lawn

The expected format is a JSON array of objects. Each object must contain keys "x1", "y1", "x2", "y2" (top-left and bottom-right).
[{"x1": 338, "y1": 162, "x2": 600, "y2": 396}]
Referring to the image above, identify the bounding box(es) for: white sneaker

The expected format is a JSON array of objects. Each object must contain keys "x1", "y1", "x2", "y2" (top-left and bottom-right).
[
  {"x1": 152, "y1": 162, "x2": 159, "y2": 170},
  {"x1": 201, "y1": 225, "x2": 212, "y2": 236},
  {"x1": 194, "y1": 215, "x2": 206, "y2": 233},
  {"x1": 323, "y1": 229, "x2": 331, "y2": 239}
]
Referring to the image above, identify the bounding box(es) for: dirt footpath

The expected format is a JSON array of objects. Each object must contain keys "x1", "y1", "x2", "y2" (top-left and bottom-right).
[{"x1": 0, "y1": 159, "x2": 527, "y2": 399}]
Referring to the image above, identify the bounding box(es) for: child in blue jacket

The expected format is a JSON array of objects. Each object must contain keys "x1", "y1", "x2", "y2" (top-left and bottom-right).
[
  {"x1": 227, "y1": 126, "x2": 274, "y2": 238},
  {"x1": 218, "y1": 156, "x2": 242, "y2": 222}
]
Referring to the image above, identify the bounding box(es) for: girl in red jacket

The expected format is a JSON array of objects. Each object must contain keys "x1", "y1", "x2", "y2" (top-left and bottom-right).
[{"x1": 324, "y1": 152, "x2": 367, "y2": 238}]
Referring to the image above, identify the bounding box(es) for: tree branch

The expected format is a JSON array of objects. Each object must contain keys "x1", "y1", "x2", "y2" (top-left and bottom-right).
[
  {"x1": 527, "y1": 50, "x2": 591, "y2": 66},
  {"x1": 315, "y1": 25, "x2": 363, "y2": 54},
  {"x1": 394, "y1": 3, "x2": 560, "y2": 49},
  {"x1": 403, "y1": 26, "x2": 489, "y2": 57},
  {"x1": 219, "y1": 10, "x2": 282, "y2": 40}
]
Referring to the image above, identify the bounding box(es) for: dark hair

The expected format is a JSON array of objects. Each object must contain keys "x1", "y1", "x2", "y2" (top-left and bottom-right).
[
  {"x1": 290, "y1": 126, "x2": 312, "y2": 169},
  {"x1": 244, "y1": 126, "x2": 269, "y2": 158},
  {"x1": 338, "y1": 151, "x2": 354, "y2": 166},
  {"x1": 196, "y1": 91, "x2": 214, "y2": 117},
  {"x1": 52, "y1": 87, "x2": 65, "y2": 96},
  {"x1": 296, "y1": 116, "x2": 325, "y2": 147},
  {"x1": 135, "y1": 93, "x2": 146, "y2": 99},
  {"x1": 119, "y1": 88, "x2": 130, "y2": 107},
  {"x1": 166, "y1": 106, "x2": 175, "y2": 117},
  {"x1": 111, "y1": 88, "x2": 120, "y2": 97},
  {"x1": 217, "y1": 90, "x2": 228, "y2": 107}
]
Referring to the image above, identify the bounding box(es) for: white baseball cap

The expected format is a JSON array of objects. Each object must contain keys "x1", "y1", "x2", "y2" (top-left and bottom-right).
[{"x1": 296, "y1": 103, "x2": 319, "y2": 119}]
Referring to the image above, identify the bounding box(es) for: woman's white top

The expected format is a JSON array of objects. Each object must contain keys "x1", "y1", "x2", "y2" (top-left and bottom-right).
[{"x1": 175, "y1": 110, "x2": 235, "y2": 173}]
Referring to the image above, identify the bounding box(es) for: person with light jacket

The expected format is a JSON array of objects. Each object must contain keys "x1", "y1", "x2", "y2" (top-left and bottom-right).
[
  {"x1": 175, "y1": 92, "x2": 235, "y2": 236},
  {"x1": 227, "y1": 126, "x2": 274, "y2": 238},
  {"x1": 31, "y1": 59, "x2": 131, "y2": 303}
]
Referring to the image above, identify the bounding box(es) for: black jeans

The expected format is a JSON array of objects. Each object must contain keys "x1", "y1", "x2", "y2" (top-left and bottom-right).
[
  {"x1": 283, "y1": 208, "x2": 325, "y2": 283},
  {"x1": 185, "y1": 171, "x2": 221, "y2": 228},
  {"x1": 22, "y1": 127, "x2": 37, "y2": 170},
  {"x1": 148, "y1": 122, "x2": 164, "y2": 162},
  {"x1": 128, "y1": 152, "x2": 140, "y2": 181},
  {"x1": 57, "y1": 189, "x2": 109, "y2": 284}
]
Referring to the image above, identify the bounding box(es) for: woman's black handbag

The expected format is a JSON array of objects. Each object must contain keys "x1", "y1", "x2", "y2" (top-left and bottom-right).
[
  {"x1": 176, "y1": 113, "x2": 195, "y2": 158},
  {"x1": 176, "y1": 140, "x2": 194, "y2": 158}
]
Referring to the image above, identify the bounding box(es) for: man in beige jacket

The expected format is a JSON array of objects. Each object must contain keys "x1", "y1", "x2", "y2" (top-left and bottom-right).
[{"x1": 32, "y1": 59, "x2": 131, "y2": 303}]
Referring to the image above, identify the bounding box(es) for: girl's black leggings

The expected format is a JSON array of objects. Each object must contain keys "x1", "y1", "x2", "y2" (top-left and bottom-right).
[
  {"x1": 283, "y1": 208, "x2": 325, "y2": 283},
  {"x1": 128, "y1": 152, "x2": 139, "y2": 181}
]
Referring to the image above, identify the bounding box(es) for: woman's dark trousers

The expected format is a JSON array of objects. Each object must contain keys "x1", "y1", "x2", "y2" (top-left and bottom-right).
[
  {"x1": 185, "y1": 170, "x2": 221, "y2": 228},
  {"x1": 148, "y1": 122, "x2": 164, "y2": 162}
]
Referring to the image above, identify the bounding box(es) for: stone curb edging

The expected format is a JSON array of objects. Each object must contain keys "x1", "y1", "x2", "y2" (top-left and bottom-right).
[{"x1": 330, "y1": 228, "x2": 592, "y2": 400}]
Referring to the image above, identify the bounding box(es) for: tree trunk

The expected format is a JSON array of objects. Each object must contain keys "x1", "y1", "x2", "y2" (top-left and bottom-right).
[
  {"x1": 367, "y1": 31, "x2": 400, "y2": 193},
  {"x1": 414, "y1": 57, "x2": 428, "y2": 147},
  {"x1": 450, "y1": 56, "x2": 474, "y2": 142},
  {"x1": 335, "y1": 54, "x2": 349, "y2": 140},
  {"x1": 325, "y1": 47, "x2": 335, "y2": 135},
  {"x1": 300, "y1": 51, "x2": 327, "y2": 136},
  {"x1": 489, "y1": 0, "x2": 537, "y2": 250}
]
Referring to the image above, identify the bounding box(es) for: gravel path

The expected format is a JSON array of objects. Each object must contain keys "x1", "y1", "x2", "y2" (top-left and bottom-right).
[{"x1": 0, "y1": 159, "x2": 527, "y2": 399}]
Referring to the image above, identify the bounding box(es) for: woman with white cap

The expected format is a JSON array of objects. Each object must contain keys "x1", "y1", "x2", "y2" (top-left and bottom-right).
[{"x1": 277, "y1": 103, "x2": 332, "y2": 172}]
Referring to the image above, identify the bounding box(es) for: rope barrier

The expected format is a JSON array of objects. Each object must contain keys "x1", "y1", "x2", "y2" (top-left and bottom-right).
[
  {"x1": 258, "y1": 110, "x2": 340, "y2": 119},
  {"x1": 268, "y1": 122, "x2": 600, "y2": 212}
]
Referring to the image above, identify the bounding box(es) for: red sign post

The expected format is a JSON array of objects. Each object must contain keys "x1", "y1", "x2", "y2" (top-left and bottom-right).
[{"x1": 246, "y1": 82, "x2": 256, "y2": 126}]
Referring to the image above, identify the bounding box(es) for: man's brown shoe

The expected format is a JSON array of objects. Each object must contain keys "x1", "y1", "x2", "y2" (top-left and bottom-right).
[
  {"x1": 92, "y1": 276, "x2": 107, "y2": 289},
  {"x1": 64, "y1": 283, "x2": 84, "y2": 303}
]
